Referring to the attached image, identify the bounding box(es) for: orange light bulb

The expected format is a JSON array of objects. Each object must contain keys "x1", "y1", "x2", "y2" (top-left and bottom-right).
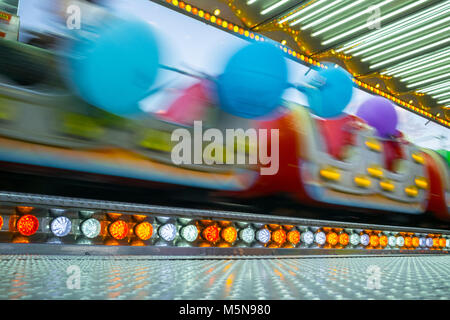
[
  {"x1": 380, "y1": 235, "x2": 388, "y2": 247},
  {"x1": 369, "y1": 235, "x2": 380, "y2": 247},
  {"x1": 326, "y1": 232, "x2": 338, "y2": 246},
  {"x1": 412, "y1": 237, "x2": 420, "y2": 248},
  {"x1": 272, "y1": 229, "x2": 287, "y2": 245},
  {"x1": 134, "y1": 222, "x2": 153, "y2": 241},
  {"x1": 404, "y1": 236, "x2": 412, "y2": 248},
  {"x1": 16, "y1": 215, "x2": 39, "y2": 236},
  {"x1": 287, "y1": 230, "x2": 300, "y2": 245},
  {"x1": 108, "y1": 220, "x2": 129, "y2": 240},
  {"x1": 221, "y1": 226, "x2": 237, "y2": 243},
  {"x1": 339, "y1": 233, "x2": 349, "y2": 246},
  {"x1": 203, "y1": 225, "x2": 220, "y2": 243}
]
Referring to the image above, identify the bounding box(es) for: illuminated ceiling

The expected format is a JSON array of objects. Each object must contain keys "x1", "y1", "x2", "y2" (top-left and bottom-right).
[{"x1": 157, "y1": 0, "x2": 450, "y2": 128}]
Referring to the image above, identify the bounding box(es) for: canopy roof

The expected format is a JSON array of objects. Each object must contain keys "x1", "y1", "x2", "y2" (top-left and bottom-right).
[{"x1": 160, "y1": 0, "x2": 450, "y2": 127}]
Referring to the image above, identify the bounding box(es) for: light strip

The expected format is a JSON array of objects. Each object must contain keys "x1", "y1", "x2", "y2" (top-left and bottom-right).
[
  {"x1": 401, "y1": 65, "x2": 449, "y2": 82},
  {"x1": 420, "y1": 80, "x2": 450, "y2": 91},
  {"x1": 301, "y1": 0, "x2": 366, "y2": 30},
  {"x1": 247, "y1": 0, "x2": 259, "y2": 4},
  {"x1": 370, "y1": 38, "x2": 450, "y2": 69},
  {"x1": 381, "y1": 49, "x2": 450, "y2": 75},
  {"x1": 419, "y1": 84, "x2": 450, "y2": 95},
  {"x1": 406, "y1": 73, "x2": 450, "y2": 88},
  {"x1": 352, "y1": 15, "x2": 450, "y2": 57},
  {"x1": 386, "y1": 47, "x2": 450, "y2": 70},
  {"x1": 261, "y1": 0, "x2": 290, "y2": 15},
  {"x1": 393, "y1": 57, "x2": 450, "y2": 78},
  {"x1": 362, "y1": 26, "x2": 450, "y2": 62},
  {"x1": 312, "y1": 0, "x2": 394, "y2": 37},
  {"x1": 290, "y1": 0, "x2": 342, "y2": 26},
  {"x1": 4, "y1": 197, "x2": 450, "y2": 250},
  {"x1": 437, "y1": 98, "x2": 450, "y2": 104},
  {"x1": 432, "y1": 92, "x2": 450, "y2": 99},
  {"x1": 279, "y1": 0, "x2": 326, "y2": 24},
  {"x1": 322, "y1": 0, "x2": 429, "y2": 46},
  {"x1": 341, "y1": 2, "x2": 449, "y2": 54}
]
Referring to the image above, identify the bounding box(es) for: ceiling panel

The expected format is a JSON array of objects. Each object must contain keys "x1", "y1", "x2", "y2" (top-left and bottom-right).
[{"x1": 157, "y1": 0, "x2": 450, "y2": 126}]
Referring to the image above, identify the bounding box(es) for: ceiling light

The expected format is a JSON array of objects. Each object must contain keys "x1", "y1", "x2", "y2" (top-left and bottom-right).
[
  {"x1": 437, "y1": 98, "x2": 450, "y2": 104},
  {"x1": 381, "y1": 48, "x2": 450, "y2": 75},
  {"x1": 401, "y1": 65, "x2": 449, "y2": 82},
  {"x1": 301, "y1": 0, "x2": 366, "y2": 30},
  {"x1": 342, "y1": 2, "x2": 449, "y2": 54},
  {"x1": 361, "y1": 26, "x2": 450, "y2": 62},
  {"x1": 394, "y1": 57, "x2": 450, "y2": 77},
  {"x1": 279, "y1": 0, "x2": 326, "y2": 24},
  {"x1": 352, "y1": 16, "x2": 450, "y2": 57},
  {"x1": 432, "y1": 92, "x2": 450, "y2": 99},
  {"x1": 289, "y1": 0, "x2": 341, "y2": 26},
  {"x1": 370, "y1": 38, "x2": 450, "y2": 69},
  {"x1": 261, "y1": 0, "x2": 290, "y2": 15},
  {"x1": 421, "y1": 87, "x2": 449, "y2": 95},
  {"x1": 407, "y1": 73, "x2": 450, "y2": 88},
  {"x1": 418, "y1": 80, "x2": 450, "y2": 92}
]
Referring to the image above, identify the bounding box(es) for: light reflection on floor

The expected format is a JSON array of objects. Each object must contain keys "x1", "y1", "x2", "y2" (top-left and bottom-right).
[{"x1": 0, "y1": 255, "x2": 448, "y2": 299}]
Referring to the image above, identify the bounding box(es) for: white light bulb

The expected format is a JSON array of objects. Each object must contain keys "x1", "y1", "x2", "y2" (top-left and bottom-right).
[
  {"x1": 50, "y1": 216, "x2": 72, "y2": 237},
  {"x1": 81, "y1": 218, "x2": 101, "y2": 239},
  {"x1": 159, "y1": 223, "x2": 177, "y2": 242}
]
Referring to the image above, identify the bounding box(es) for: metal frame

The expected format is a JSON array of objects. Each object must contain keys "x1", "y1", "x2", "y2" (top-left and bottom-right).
[
  {"x1": 0, "y1": 191, "x2": 449, "y2": 234},
  {"x1": 0, "y1": 243, "x2": 447, "y2": 257},
  {"x1": 0, "y1": 191, "x2": 449, "y2": 256}
]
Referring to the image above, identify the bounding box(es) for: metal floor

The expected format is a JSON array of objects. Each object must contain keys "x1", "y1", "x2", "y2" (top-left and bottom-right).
[{"x1": 0, "y1": 255, "x2": 449, "y2": 300}]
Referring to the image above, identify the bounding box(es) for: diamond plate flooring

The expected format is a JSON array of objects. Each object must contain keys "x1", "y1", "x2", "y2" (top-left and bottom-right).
[{"x1": 0, "y1": 255, "x2": 448, "y2": 300}]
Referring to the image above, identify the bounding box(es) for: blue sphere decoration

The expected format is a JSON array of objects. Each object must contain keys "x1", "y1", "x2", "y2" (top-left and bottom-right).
[
  {"x1": 65, "y1": 19, "x2": 160, "y2": 117},
  {"x1": 217, "y1": 42, "x2": 288, "y2": 119},
  {"x1": 307, "y1": 65, "x2": 354, "y2": 118}
]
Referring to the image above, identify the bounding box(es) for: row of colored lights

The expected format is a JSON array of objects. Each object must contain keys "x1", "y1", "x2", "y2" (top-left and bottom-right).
[
  {"x1": 164, "y1": 0, "x2": 324, "y2": 68},
  {"x1": 1, "y1": 208, "x2": 449, "y2": 250},
  {"x1": 353, "y1": 78, "x2": 449, "y2": 127}
]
